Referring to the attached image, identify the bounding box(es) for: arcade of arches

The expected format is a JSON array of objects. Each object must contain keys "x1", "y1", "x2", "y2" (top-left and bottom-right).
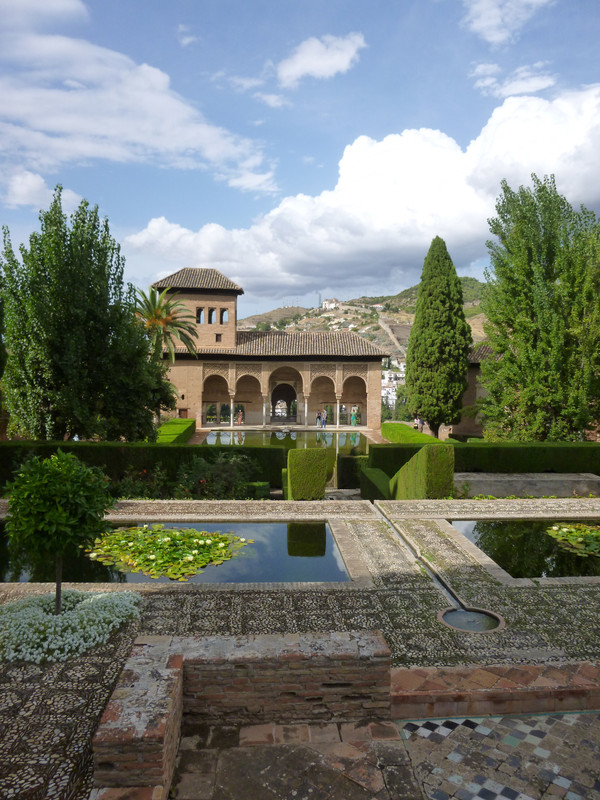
[{"x1": 169, "y1": 360, "x2": 379, "y2": 427}]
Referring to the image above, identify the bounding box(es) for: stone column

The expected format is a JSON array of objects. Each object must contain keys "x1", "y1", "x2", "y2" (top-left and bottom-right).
[{"x1": 230, "y1": 394, "x2": 235, "y2": 429}]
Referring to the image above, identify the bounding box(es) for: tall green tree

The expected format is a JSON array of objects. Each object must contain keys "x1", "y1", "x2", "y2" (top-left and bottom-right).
[
  {"x1": 135, "y1": 286, "x2": 198, "y2": 362},
  {"x1": 405, "y1": 236, "x2": 472, "y2": 437},
  {"x1": 480, "y1": 175, "x2": 600, "y2": 440},
  {"x1": 0, "y1": 186, "x2": 175, "y2": 440}
]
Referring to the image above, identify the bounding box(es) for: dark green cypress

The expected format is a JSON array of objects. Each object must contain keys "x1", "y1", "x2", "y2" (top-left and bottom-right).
[{"x1": 405, "y1": 236, "x2": 472, "y2": 438}]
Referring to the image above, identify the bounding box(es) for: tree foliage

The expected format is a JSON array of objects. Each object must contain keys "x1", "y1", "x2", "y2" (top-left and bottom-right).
[
  {"x1": 405, "y1": 237, "x2": 472, "y2": 437},
  {"x1": 0, "y1": 187, "x2": 175, "y2": 440},
  {"x1": 135, "y1": 286, "x2": 198, "y2": 362},
  {"x1": 480, "y1": 175, "x2": 600, "y2": 440},
  {"x1": 6, "y1": 451, "x2": 113, "y2": 614}
]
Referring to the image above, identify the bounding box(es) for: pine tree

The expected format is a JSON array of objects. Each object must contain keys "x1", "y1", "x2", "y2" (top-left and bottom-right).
[
  {"x1": 405, "y1": 236, "x2": 472, "y2": 438},
  {"x1": 480, "y1": 175, "x2": 600, "y2": 440}
]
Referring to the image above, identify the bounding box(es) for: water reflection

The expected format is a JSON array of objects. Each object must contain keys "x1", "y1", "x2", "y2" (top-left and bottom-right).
[
  {"x1": 287, "y1": 522, "x2": 326, "y2": 557},
  {"x1": 452, "y1": 519, "x2": 600, "y2": 579}
]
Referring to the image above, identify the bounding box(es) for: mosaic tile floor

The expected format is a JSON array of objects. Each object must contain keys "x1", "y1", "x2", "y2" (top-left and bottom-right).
[{"x1": 170, "y1": 711, "x2": 600, "y2": 799}]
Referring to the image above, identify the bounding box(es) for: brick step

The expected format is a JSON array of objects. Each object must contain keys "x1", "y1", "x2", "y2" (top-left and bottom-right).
[{"x1": 391, "y1": 662, "x2": 600, "y2": 719}]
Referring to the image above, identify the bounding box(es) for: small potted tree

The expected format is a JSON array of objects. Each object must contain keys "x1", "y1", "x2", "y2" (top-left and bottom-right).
[{"x1": 6, "y1": 450, "x2": 114, "y2": 614}]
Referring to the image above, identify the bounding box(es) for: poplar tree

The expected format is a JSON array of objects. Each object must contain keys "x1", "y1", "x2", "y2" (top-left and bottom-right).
[
  {"x1": 480, "y1": 174, "x2": 600, "y2": 440},
  {"x1": 405, "y1": 236, "x2": 472, "y2": 437},
  {"x1": 0, "y1": 186, "x2": 174, "y2": 440}
]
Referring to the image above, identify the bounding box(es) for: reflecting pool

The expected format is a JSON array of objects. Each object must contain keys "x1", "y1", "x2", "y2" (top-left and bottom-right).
[
  {"x1": 201, "y1": 430, "x2": 365, "y2": 453},
  {"x1": 451, "y1": 519, "x2": 600, "y2": 579},
  {"x1": 0, "y1": 521, "x2": 349, "y2": 585}
]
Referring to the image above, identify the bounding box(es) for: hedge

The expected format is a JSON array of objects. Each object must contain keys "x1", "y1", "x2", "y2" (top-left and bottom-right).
[
  {"x1": 0, "y1": 441, "x2": 286, "y2": 491},
  {"x1": 156, "y1": 418, "x2": 196, "y2": 444},
  {"x1": 359, "y1": 467, "x2": 391, "y2": 501},
  {"x1": 367, "y1": 444, "x2": 426, "y2": 477},
  {"x1": 453, "y1": 442, "x2": 600, "y2": 474},
  {"x1": 381, "y1": 422, "x2": 443, "y2": 445},
  {"x1": 389, "y1": 443, "x2": 454, "y2": 499},
  {"x1": 337, "y1": 454, "x2": 368, "y2": 488},
  {"x1": 286, "y1": 448, "x2": 328, "y2": 500}
]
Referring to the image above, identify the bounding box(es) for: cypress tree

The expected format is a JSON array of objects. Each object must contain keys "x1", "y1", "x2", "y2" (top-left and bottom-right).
[{"x1": 405, "y1": 236, "x2": 472, "y2": 438}]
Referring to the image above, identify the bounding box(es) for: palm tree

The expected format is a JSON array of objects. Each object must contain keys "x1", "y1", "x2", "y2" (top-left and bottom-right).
[{"x1": 135, "y1": 287, "x2": 198, "y2": 362}]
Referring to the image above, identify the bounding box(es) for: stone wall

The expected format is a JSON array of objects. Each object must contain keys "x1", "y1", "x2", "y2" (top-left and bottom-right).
[{"x1": 91, "y1": 631, "x2": 391, "y2": 798}]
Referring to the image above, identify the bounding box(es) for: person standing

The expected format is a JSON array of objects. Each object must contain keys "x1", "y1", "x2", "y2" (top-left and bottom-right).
[
  {"x1": 316, "y1": 409, "x2": 321, "y2": 427},
  {"x1": 322, "y1": 407, "x2": 327, "y2": 428}
]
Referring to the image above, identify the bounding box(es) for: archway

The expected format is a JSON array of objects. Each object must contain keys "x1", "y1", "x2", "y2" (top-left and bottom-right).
[
  {"x1": 271, "y1": 383, "x2": 297, "y2": 422},
  {"x1": 235, "y1": 374, "x2": 262, "y2": 425},
  {"x1": 269, "y1": 366, "x2": 303, "y2": 424},
  {"x1": 203, "y1": 374, "x2": 230, "y2": 425},
  {"x1": 341, "y1": 376, "x2": 367, "y2": 426},
  {"x1": 310, "y1": 376, "x2": 337, "y2": 426}
]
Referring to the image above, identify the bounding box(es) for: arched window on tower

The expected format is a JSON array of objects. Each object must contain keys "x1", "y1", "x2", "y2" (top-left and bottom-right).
[
  {"x1": 220, "y1": 308, "x2": 228, "y2": 324},
  {"x1": 196, "y1": 308, "x2": 204, "y2": 324}
]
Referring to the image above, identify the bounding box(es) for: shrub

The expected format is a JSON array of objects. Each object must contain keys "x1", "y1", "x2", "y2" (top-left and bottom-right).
[
  {"x1": 156, "y1": 418, "x2": 196, "y2": 443},
  {"x1": 381, "y1": 422, "x2": 442, "y2": 444},
  {"x1": 286, "y1": 449, "x2": 328, "y2": 500},
  {"x1": 389, "y1": 443, "x2": 454, "y2": 499},
  {"x1": 337, "y1": 454, "x2": 368, "y2": 488},
  {"x1": 0, "y1": 590, "x2": 140, "y2": 663},
  {"x1": 6, "y1": 451, "x2": 114, "y2": 614}
]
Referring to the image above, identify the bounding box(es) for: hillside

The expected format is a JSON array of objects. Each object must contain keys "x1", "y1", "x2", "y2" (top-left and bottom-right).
[{"x1": 238, "y1": 277, "x2": 488, "y2": 358}]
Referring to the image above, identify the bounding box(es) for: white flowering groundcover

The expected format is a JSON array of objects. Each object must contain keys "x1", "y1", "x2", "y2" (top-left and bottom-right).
[{"x1": 0, "y1": 590, "x2": 140, "y2": 663}]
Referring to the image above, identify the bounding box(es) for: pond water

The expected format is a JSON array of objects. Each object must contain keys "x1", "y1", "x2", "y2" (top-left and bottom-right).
[
  {"x1": 451, "y1": 519, "x2": 600, "y2": 579},
  {"x1": 0, "y1": 521, "x2": 350, "y2": 585},
  {"x1": 201, "y1": 430, "x2": 366, "y2": 453}
]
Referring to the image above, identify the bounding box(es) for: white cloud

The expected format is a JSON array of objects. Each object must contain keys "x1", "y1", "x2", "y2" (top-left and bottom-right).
[
  {"x1": 4, "y1": 170, "x2": 82, "y2": 211},
  {"x1": 176, "y1": 24, "x2": 198, "y2": 48},
  {"x1": 471, "y1": 62, "x2": 556, "y2": 97},
  {"x1": 254, "y1": 92, "x2": 290, "y2": 108},
  {"x1": 277, "y1": 33, "x2": 366, "y2": 89},
  {"x1": 126, "y1": 84, "x2": 600, "y2": 302},
  {"x1": 0, "y1": 21, "x2": 277, "y2": 194},
  {"x1": 462, "y1": 0, "x2": 554, "y2": 45},
  {"x1": 0, "y1": 0, "x2": 87, "y2": 29}
]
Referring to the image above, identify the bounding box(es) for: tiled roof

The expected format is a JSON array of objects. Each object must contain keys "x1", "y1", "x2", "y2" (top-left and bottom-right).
[
  {"x1": 469, "y1": 343, "x2": 494, "y2": 363},
  {"x1": 152, "y1": 268, "x2": 244, "y2": 294},
  {"x1": 173, "y1": 330, "x2": 388, "y2": 358}
]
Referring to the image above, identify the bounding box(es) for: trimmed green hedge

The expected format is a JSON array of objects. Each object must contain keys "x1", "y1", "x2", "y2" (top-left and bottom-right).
[
  {"x1": 286, "y1": 448, "x2": 328, "y2": 500},
  {"x1": 359, "y1": 467, "x2": 391, "y2": 501},
  {"x1": 367, "y1": 444, "x2": 425, "y2": 476},
  {"x1": 337, "y1": 454, "x2": 368, "y2": 488},
  {"x1": 246, "y1": 481, "x2": 270, "y2": 499},
  {"x1": 453, "y1": 442, "x2": 600, "y2": 474},
  {"x1": 389, "y1": 443, "x2": 454, "y2": 499},
  {"x1": 0, "y1": 441, "x2": 286, "y2": 491},
  {"x1": 156, "y1": 418, "x2": 196, "y2": 444},
  {"x1": 381, "y1": 422, "x2": 442, "y2": 444}
]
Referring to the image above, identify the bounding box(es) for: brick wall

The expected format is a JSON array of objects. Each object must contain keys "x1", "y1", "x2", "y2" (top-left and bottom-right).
[
  {"x1": 180, "y1": 630, "x2": 391, "y2": 724},
  {"x1": 91, "y1": 631, "x2": 390, "y2": 797}
]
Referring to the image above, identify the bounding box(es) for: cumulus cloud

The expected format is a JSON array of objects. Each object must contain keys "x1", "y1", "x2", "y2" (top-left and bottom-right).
[
  {"x1": 276, "y1": 33, "x2": 366, "y2": 89},
  {"x1": 126, "y1": 84, "x2": 600, "y2": 303},
  {"x1": 4, "y1": 170, "x2": 81, "y2": 211},
  {"x1": 253, "y1": 92, "x2": 290, "y2": 108},
  {"x1": 462, "y1": 0, "x2": 554, "y2": 45},
  {"x1": 0, "y1": 9, "x2": 276, "y2": 194},
  {"x1": 471, "y1": 62, "x2": 556, "y2": 97}
]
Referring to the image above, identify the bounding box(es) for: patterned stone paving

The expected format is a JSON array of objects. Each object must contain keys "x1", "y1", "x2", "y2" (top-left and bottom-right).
[
  {"x1": 1, "y1": 499, "x2": 600, "y2": 798},
  {"x1": 171, "y1": 711, "x2": 600, "y2": 799}
]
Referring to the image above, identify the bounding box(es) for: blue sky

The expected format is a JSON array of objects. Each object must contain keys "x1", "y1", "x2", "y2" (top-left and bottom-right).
[{"x1": 1, "y1": 0, "x2": 599, "y2": 316}]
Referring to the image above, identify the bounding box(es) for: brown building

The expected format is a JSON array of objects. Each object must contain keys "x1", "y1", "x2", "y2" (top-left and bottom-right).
[{"x1": 152, "y1": 268, "x2": 388, "y2": 428}]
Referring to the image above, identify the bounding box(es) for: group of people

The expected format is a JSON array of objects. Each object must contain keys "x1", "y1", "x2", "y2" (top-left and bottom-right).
[
  {"x1": 315, "y1": 408, "x2": 328, "y2": 428},
  {"x1": 413, "y1": 416, "x2": 425, "y2": 433}
]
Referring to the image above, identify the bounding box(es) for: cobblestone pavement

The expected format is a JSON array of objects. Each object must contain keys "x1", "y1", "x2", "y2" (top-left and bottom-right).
[
  {"x1": 1, "y1": 499, "x2": 600, "y2": 799},
  {"x1": 171, "y1": 712, "x2": 600, "y2": 799}
]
